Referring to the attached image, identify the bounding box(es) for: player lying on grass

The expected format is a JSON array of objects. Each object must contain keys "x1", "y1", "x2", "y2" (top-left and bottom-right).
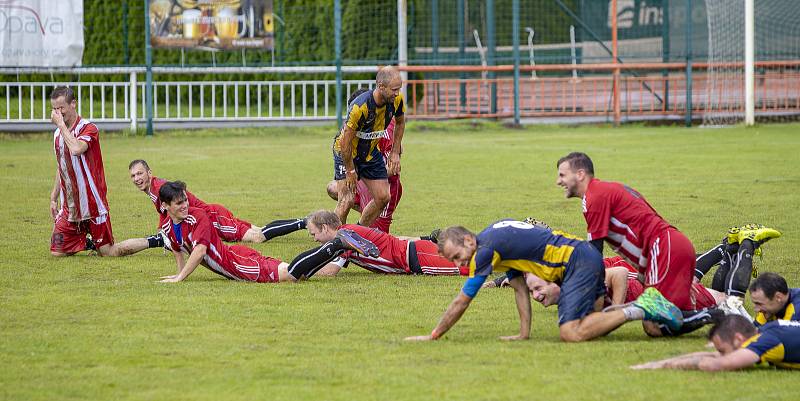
[
  {"x1": 157, "y1": 181, "x2": 379, "y2": 283},
  {"x1": 631, "y1": 315, "x2": 800, "y2": 371},
  {"x1": 303, "y1": 210, "x2": 466, "y2": 276},
  {"x1": 130, "y1": 159, "x2": 306, "y2": 243},
  {"x1": 749, "y1": 272, "x2": 800, "y2": 326},
  {"x1": 404, "y1": 220, "x2": 683, "y2": 342},
  {"x1": 325, "y1": 88, "x2": 402, "y2": 233}
]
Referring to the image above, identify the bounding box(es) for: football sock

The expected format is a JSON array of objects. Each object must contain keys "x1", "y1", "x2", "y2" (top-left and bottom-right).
[
  {"x1": 287, "y1": 238, "x2": 347, "y2": 280},
  {"x1": 146, "y1": 233, "x2": 165, "y2": 249},
  {"x1": 261, "y1": 218, "x2": 307, "y2": 241},
  {"x1": 694, "y1": 242, "x2": 725, "y2": 280},
  {"x1": 725, "y1": 240, "x2": 755, "y2": 297},
  {"x1": 85, "y1": 237, "x2": 96, "y2": 251},
  {"x1": 622, "y1": 305, "x2": 645, "y2": 321}
]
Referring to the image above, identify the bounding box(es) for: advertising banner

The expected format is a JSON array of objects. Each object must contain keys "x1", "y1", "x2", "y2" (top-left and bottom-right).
[
  {"x1": 0, "y1": 0, "x2": 84, "y2": 67},
  {"x1": 149, "y1": 0, "x2": 274, "y2": 50}
]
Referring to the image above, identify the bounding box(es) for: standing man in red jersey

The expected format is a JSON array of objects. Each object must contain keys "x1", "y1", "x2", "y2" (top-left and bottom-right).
[{"x1": 49, "y1": 86, "x2": 162, "y2": 257}]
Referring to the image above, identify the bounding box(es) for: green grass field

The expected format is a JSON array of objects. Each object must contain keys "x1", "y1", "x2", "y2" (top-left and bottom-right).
[{"x1": 1, "y1": 122, "x2": 799, "y2": 401}]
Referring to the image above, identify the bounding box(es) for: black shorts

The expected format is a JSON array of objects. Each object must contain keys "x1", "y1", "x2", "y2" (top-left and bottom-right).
[
  {"x1": 557, "y1": 243, "x2": 606, "y2": 325},
  {"x1": 333, "y1": 150, "x2": 388, "y2": 181}
]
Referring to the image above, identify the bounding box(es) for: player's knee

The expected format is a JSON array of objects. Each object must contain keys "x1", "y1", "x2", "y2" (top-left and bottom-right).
[
  {"x1": 50, "y1": 251, "x2": 69, "y2": 257},
  {"x1": 373, "y1": 189, "x2": 391, "y2": 206},
  {"x1": 559, "y1": 322, "x2": 589, "y2": 342}
]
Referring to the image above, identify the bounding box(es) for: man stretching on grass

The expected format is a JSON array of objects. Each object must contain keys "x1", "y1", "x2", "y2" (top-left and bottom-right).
[
  {"x1": 404, "y1": 220, "x2": 683, "y2": 342},
  {"x1": 631, "y1": 315, "x2": 800, "y2": 371},
  {"x1": 157, "y1": 181, "x2": 378, "y2": 283},
  {"x1": 304, "y1": 210, "x2": 466, "y2": 276},
  {"x1": 130, "y1": 159, "x2": 306, "y2": 243}
]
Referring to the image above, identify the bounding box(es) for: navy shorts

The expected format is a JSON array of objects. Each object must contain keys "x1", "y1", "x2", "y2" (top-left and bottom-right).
[
  {"x1": 557, "y1": 243, "x2": 606, "y2": 325},
  {"x1": 333, "y1": 150, "x2": 388, "y2": 181}
]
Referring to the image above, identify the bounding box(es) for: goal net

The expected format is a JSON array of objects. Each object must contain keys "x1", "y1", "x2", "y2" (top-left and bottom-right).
[{"x1": 703, "y1": 0, "x2": 800, "y2": 126}]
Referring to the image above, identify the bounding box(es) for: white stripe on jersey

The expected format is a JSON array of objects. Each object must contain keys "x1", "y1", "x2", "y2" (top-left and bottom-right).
[
  {"x1": 79, "y1": 153, "x2": 108, "y2": 215},
  {"x1": 348, "y1": 255, "x2": 405, "y2": 274},
  {"x1": 204, "y1": 256, "x2": 243, "y2": 281}
]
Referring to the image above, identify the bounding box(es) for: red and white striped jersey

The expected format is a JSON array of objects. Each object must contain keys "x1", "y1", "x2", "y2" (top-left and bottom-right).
[
  {"x1": 53, "y1": 116, "x2": 109, "y2": 222},
  {"x1": 147, "y1": 176, "x2": 211, "y2": 220},
  {"x1": 161, "y1": 207, "x2": 260, "y2": 281},
  {"x1": 583, "y1": 178, "x2": 673, "y2": 271},
  {"x1": 337, "y1": 224, "x2": 411, "y2": 274}
]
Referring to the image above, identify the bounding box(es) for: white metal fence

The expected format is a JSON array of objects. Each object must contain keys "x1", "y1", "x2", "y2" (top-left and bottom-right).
[{"x1": 0, "y1": 66, "x2": 377, "y2": 131}]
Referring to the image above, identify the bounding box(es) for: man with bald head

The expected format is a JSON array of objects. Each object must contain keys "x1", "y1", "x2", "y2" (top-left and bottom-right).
[{"x1": 332, "y1": 66, "x2": 406, "y2": 227}]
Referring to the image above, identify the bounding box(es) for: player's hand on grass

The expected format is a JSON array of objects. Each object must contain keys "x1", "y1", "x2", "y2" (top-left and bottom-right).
[
  {"x1": 404, "y1": 335, "x2": 435, "y2": 341},
  {"x1": 159, "y1": 275, "x2": 180, "y2": 283},
  {"x1": 630, "y1": 361, "x2": 666, "y2": 370},
  {"x1": 499, "y1": 334, "x2": 529, "y2": 341}
]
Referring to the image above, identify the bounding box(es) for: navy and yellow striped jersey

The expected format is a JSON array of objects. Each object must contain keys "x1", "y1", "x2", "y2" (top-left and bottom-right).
[
  {"x1": 469, "y1": 220, "x2": 585, "y2": 283},
  {"x1": 755, "y1": 288, "x2": 800, "y2": 327},
  {"x1": 742, "y1": 320, "x2": 800, "y2": 369},
  {"x1": 334, "y1": 90, "x2": 405, "y2": 161}
]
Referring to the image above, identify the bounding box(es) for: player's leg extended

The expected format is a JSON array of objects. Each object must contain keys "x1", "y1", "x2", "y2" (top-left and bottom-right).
[
  {"x1": 694, "y1": 240, "x2": 726, "y2": 281},
  {"x1": 244, "y1": 218, "x2": 307, "y2": 243},
  {"x1": 358, "y1": 178, "x2": 390, "y2": 227},
  {"x1": 286, "y1": 230, "x2": 378, "y2": 280}
]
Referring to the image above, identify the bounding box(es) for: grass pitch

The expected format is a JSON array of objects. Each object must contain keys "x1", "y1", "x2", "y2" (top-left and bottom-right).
[{"x1": 1, "y1": 122, "x2": 799, "y2": 401}]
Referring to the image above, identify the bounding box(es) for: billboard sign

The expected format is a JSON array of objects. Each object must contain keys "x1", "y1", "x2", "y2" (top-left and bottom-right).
[
  {"x1": 149, "y1": 0, "x2": 274, "y2": 50},
  {"x1": 0, "y1": 0, "x2": 84, "y2": 67}
]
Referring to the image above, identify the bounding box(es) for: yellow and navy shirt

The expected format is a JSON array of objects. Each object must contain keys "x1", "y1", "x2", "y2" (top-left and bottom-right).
[
  {"x1": 742, "y1": 320, "x2": 800, "y2": 369},
  {"x1": 334, "y1": 90, "x2": 405, "y2": 161},
  {"x1": 755, "y1": 288, "x2": 800, "y2": 327},
  {"x1": 469, "y1": 220, "x2": 584, "y2": 284}
]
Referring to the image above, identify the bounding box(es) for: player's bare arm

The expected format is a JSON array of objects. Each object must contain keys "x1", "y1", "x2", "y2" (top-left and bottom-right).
[
  {"x1": 500, "y1": 275, "x2": 531, "y2": 341},
  {"x1": 50, "y1": 173, "x2": 60, "y2": 220},
  {"x1": 51, "y1": 109, "x2": 88, "y2": 155},
  {"x1": 698, "y1": 349, "x2": 761, "y2": 371},
  {"x1": 605, "y1": 266, "x2": 629, "y2": 305},
  {"x1": 630, "y1": 351, "x2": 720, "y2": 370},
  {"x1": 161, "y1": 244, "x2": 207, "y2": 283},
  {"x1": 387, "y1": 115, "x2": 405, "y2": 176},
  {"x1": 339, "y1": 125, "x2": 358, "y2": 192},
  {"x1": 404, "y1": 292, "x2": 473, "y2": 341}
]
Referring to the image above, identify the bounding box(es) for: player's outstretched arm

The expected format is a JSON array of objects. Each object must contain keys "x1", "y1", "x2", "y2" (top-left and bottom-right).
[
  {"x1": 631, "y1": 351, "x2": 722, "y2": 370},
  {"x1": 161, "y1": 245, "x2": 206, "y2": 283},
  {"x1": 501, "y1": 275, "x2": 531, "y2": 341},
  {"x1": 405, "y1": 291, "x2": 474, "y2": 341},
  {"x1": 698, "y1": 349, "x2": 760, "y2": 371}
]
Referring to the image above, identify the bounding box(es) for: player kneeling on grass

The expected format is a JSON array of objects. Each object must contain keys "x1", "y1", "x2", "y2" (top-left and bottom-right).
[
  {"x1": 157, "y1": 181, "x2": 378, "y2": 283},
  {"x1": 404, "y1": 220, "x2": 683, "y2": 342},
  {"x1": 631, "y1": 315, "x2": 800, "y2": 371}
]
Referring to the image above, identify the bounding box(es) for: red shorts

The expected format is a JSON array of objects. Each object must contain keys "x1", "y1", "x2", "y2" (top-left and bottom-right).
[
  {"x1": 227, "y1": 245, "x2": 282, "y2": 283},
  {"x1": 51, "y1": 213, "x2": 114, "y2": 254},
  {"x1": 207, "y1": 204, "x2": 252, "y2": 242},
  {"x1": 354, "y1": 175, "x2": 402, "y2": 233},
  {"x1": 644, "y1": 228, "x2": 696, "y2": 311},
  {"x1": 410, "y1": 240, "x2": 465, "y2": 275},
  {"x1": 693, "y1": 283, "x2": 718, "y2": 309}
]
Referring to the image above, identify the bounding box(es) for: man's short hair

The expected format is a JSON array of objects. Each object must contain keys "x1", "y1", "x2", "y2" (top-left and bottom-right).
[
  {"x1": 128, "y1": 159, "x2": 150, "y2": 171},
  {"x1": 376, "y1": 66, "x2": 399, "y2": 87},
  {"x1": 749, "y1": 272, "x2": 789, "y2": 299},
  {"x1": 348, "y1": 88, "x2": 370, "y2": 106},
  {"x1": 557, "y1": 152, "x2": 594, "y2": 175},
  {"x1": 436, "y1": 226, "x2": 475, "y2": 254},
  {"x1": 50, "y1": 86, "x2": 75, "y2": 103},
  {"x1": 307, "y1": 210, "x2": 342, "y2": 230},
  {"x1": 159, "y1": 181, "x2": 187, "y2": 204},
  {"x1": 708, "y1": 315, "x2": 757, "y2": 343}
]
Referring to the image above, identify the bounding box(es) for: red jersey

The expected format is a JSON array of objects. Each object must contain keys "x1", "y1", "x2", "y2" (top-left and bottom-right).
[
  {"x1": 53, "y1": 116, "x2": 108, "y2": 222},
  {"x1": 583, "y1": 178, "x2": 673, "y2": 271},
  {"x1": 147, "y1": 176, "x2": 210, "y2": 220},
  {"x1": 337, "y1": 224, "x2": 411, "y2": 274},
  {"x1": 161, "y1": 207, "x2": 276, "y2": 282}
]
